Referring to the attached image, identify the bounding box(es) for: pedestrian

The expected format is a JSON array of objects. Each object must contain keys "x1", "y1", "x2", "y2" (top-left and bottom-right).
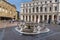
[{"x1": 48, "y1": 19, "x2": 51, "y2": 24}]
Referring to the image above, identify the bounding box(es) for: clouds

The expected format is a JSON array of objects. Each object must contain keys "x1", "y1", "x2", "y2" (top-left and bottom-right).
[{"x1": 7, "y1": 0, "x2": 31, "y2": 12}]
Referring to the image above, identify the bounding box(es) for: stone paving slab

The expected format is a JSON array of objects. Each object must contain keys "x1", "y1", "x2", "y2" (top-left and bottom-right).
[
  {"x1": 0, "y1": 23, "x2": 60, "y2": 40},
  {"x1": 0, "y1": 22, "x2": 18, "y2": 28}
]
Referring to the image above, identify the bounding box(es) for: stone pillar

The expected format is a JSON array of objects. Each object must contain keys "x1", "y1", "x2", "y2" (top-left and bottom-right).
[
  {"x1": 43, "y1": 7, "x2": 45, "y2": 12},
  {"x1": 47, "y1": 15, "x2": 49, "y2": 23},
  {"x1": 31, "y1": 15, "x2": 32, "y2": 22},
  {"x1": 57, "y1": 15, "x2": 59, "y2": 21},
  {"x1": 24, "y1": 15, "x2": 26, "y2": 21},
  {"x1": 35, "y1": 7, "x2": 36, "y2": 13},
  {"x1": 38, "y1": 15, "x2": 40, "y2": 23},
  {"x1": 20, "y1": 15, "x2": 23, "y2": 20},
  {"x1": 42, "y1": 15, "x2": 44, "y2": 22},
  {"x1": 34, "y1": 15, "x2": 36, "y2": 23},
  {"x1": 31, "y1": 7, "x2": 33, "y2": 13},
  {"x1": 52, "y1": 15, "x2": 54, "y2": 22},
  {"x1": 27, "y1": 15, "x2": 29, "y2": 22},
  {"x1": 38, "y1": 6, "x2": 40, "y2": 13}
]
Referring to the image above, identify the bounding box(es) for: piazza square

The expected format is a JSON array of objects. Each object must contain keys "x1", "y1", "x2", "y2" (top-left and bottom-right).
[{"x1": 0, "y1": 0, "x2": 60, "y2": 40}]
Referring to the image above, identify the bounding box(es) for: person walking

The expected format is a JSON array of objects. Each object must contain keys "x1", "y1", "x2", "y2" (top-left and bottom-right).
[{"x1": 48, "y1": 18, "x2": 51, "y2": 24}]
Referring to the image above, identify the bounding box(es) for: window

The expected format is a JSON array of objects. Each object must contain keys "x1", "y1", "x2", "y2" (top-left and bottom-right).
[
  {"x1": 37, "y1": 2, "x2": 38, "y2": 5},
  {"x1": 41, "y1": 2, "x2": 42, "y2": 4},
  {"x1": 26, "y1": 16, "x2": 27, "y2": 21},
  {"x1": 33, "y1": 3, "x2": 34, "y2": 5},
  {"x1": 26, "y1": 4, "x2": 28, "y2": 6},
  {"x1": 50, "y1": 7, "x2": 52, "y2": 11},
  {"x1": 40, "y1": 7, "x2": 43, "y2": 12},
  {"x1": 50, "y1": 1, "x2": 52, "y2": 3},
  {"x1": 33, "y1": 7, "x2": 34, "y2": 12},
  {"x1": 23, "y1": 9, "x2": 24, "y2": 13},
  {"x1": 29, "y1": 9, "x2": 31, "y2": 13},
  {"x1": 45, "y1": 7, "x2": 47, "y2": 12},
  {"x1": 55, "y1": 6, "x2": 57, "y2": 11},
  {"x1": 29, "y1": 4, "x2": 31, "y2": 6},
  {"x1": 26, "y1": 9, "x2": 27, "y2": 13},
  {"x1": 36, "y1": 7, "x2": 38, "y2": 12},
  {"x1": 45, "y1": 1, "x2": 47, "y2": 4},
  {"x1": 55, "y1": 0, "x2": 57, "y2": 2},
  {"x1": 33, "y1": 0, "x2": 34, "y2": 1}
]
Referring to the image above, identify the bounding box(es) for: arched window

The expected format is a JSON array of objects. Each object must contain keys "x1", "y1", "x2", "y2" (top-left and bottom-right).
[
  {"x1": 55, "y1": 6, "x2": 57, "y2": 11},
  {"x1": 33, "y1": 7, "x2": 34, "y2": 12},
  {"x1": 29, "y1": 9, "x2": 31, "y2": 13},
  {"x1": 55, "y1": 0, "x2": 57, "y2": 2},
  {"x1": 36, "y1": 7, "x2": 38, "y2": 12},
  {"x1": 40, "y1": 7, "x2": 43, "y2": 12},
  {"x1": 26, "y1": 9, "x2": 27, "y2": 13},
  {"x1": 49, "y1": 7, "x2": 52, "y2": 11},
  {"x1": 45, "y1": 7, "x2": 47, "y2": 12}
]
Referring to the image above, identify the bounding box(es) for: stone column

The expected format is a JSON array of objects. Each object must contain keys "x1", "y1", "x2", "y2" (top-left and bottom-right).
[
  {"x1": 20, "y1": 15, "x2": 23, "y2": 20},
  {"x1": 47, "y1": 15, "x2": 49, "y2": 23},
  {"x1": 34, "y1": 15, "x2": 36, "y2": 23},
  {"x1": 27, "y1": 15, "x2": 29, "y2": 22},
  {"x1": 31, "y1": 7, "x2": 33, "y2": 13},
  {"x1": 38, "y1": 6, "x2": 40, "y2": 13},
  {"x1": 42, "y1": 15, "x2": 44, "y2": 22},
  {"x1": 38, "y1": 15, "x2": 40, "y2": 23},
  {"x1": 31, "y1": 15, "x2": 32, "y2": 22},
  {"x1": 52, "y1": 15, "x2": 54, "y2": 22},
  {"x1": 24, "y1": 15, "x2": 26, "y2": 21},
  {"x1": 35, "y1": 7, "x2": 36, "y2": 13},
  {"x1": 43, "y1": 7, "x2": 45, "y2": 13}
]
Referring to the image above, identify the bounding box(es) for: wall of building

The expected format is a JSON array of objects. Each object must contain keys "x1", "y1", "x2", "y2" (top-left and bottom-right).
[
  {"x1": 0, "y1": 0, "x2": 17, "y2": 20},
  {"x1": 20, "y1": 0, "x2": 60, "y2": 23}
]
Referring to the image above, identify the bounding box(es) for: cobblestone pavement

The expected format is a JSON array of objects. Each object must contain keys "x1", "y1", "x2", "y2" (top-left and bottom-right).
[{"x1": 0, "y1": 23, "x2": 60, "y2": 40}]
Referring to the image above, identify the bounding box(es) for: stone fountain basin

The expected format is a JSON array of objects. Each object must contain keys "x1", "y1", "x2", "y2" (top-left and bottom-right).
[{"x1": 15, "y1": 27, "x2": 50, "y2": 35}]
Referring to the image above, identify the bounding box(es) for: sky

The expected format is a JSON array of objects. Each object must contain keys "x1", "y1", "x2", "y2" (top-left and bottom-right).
[{"x1": 7, "y1": 0, "x2": 32, "y2": 12}]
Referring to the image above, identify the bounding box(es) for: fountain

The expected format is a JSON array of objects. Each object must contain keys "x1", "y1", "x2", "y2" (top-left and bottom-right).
[{"x1": 15, "y1": 20, "x2": 50, "y2": 35}]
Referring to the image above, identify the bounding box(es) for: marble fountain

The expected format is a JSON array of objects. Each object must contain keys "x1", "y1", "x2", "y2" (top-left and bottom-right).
[{"x1": 15, "y1": 20, "x2": 50, "y2": 35}]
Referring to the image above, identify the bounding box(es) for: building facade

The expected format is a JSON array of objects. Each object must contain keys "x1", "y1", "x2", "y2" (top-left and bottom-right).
[
  {"x1": 20, "y1": 0, "x2": 60, "y2": 23},
  {"x1": 0, "y1": 0, "x2": 17, "y2": 20}
]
